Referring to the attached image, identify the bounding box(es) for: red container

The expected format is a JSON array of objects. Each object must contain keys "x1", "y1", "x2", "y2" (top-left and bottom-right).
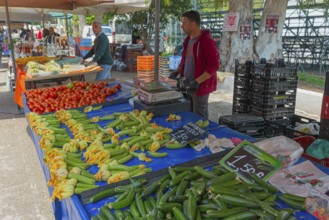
[{"x1": 293, "y1": 136, "x2": 329, "y2": 167}]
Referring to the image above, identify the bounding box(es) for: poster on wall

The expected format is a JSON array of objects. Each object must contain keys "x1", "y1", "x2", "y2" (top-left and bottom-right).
[
  {"x1": 240, "y1": 19, "x2": 251, "y2": 40},
  {"x1": 223, "y1": 12, "x2": 239, "y2": 32},
  {"x1": 265, "y1": 15, "x2": 279, "y2": 33}
]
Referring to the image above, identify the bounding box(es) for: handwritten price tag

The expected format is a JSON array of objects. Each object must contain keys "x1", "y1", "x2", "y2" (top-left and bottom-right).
[
  {"x1": 220, "y1": 141, "x2": 282, "y2": 182},
  {"x1": 170, "y1": 122, "x2": 207, "y2": 145}
]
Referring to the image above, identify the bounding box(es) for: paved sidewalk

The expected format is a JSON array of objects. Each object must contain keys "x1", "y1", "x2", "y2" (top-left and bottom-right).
[{"x1": 0, "y1": 56, "x2": 323, "y2": 219}]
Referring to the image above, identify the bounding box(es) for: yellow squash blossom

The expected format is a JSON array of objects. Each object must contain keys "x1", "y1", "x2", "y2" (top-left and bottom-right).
[{"x1": 107, "y1": 171, "x2": 130, "y2": 184}]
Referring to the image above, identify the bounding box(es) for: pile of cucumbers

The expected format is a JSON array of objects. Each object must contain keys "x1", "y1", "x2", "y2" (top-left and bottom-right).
[{"x1": 89, "y1": 164, "x2": 306, "y2": 220}]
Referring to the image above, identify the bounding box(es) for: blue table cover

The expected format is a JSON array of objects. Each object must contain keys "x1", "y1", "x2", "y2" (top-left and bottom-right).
[{"x1": 25, "y1": 94, "x2": 325, "y2": 220}]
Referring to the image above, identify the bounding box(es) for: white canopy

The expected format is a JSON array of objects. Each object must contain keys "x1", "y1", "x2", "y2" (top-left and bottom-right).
[
  {"x1": 73, "y1": 0, "x2": 151, "y2": 15},
  {"x1": 0, "y1": 7, "x2": 52, "y2": 22}
]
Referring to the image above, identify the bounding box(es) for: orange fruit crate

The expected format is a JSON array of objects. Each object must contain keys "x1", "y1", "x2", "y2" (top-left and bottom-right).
[
  {"x1": 137, "y1": 63, "x2": 155, "y2": 71},
  {"x1": 137, "y1": 55, "x2": 154, "y2": 62},
  {"x1": 138, "y1": 71, "x2": 154, "y2": 78}
]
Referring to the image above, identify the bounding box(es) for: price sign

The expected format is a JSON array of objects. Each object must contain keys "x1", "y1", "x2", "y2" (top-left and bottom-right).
[
  {"x1": 220, "y1": 140, "x2": 282, "y2": 182},
  {"x1": 170, "y1": 122, "x2": 207, "y2": 145}
]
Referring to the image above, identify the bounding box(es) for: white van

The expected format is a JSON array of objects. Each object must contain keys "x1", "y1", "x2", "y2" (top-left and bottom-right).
[{"x1": 82, "y1": 25, "x2": 113, "y2": 43}]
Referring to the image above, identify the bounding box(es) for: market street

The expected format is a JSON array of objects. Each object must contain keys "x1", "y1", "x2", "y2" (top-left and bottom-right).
[{"x1": 0, "y1": 56, "x2": 323, "y2": 219}]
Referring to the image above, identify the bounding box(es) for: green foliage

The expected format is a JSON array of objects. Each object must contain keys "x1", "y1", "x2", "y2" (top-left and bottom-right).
[
  {"x1": 298, "y1": 71, "x2": 325, "y2": 87},
  {"x1": 72, "y1": 15, "x2": 79, "y2": 26},
  {"x1": 102, "y1": 12, "x2": 115, "y2": 25},
  {"x1": 116, "y1": 0, "x2": 193, "y2": 54},
  {"x1": 199, "y1": 0, "x2": 228, "y2": 10},
  {"x1": 86, "y1": 15, "x2": 95, "y2": 25}
]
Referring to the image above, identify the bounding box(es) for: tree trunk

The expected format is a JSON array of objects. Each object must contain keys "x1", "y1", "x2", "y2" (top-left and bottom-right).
[
  {"x1": 219, "y1": 0, "x2": 254, "y2": 72},
  {"x1": 255, "y1": 0, "x2": 289, "y2": 62},
  {"x1": 79, "y1": 15, "x2": 86, "y2": 37}
]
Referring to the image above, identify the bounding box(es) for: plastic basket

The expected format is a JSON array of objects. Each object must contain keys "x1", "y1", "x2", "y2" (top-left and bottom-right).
[
  {"x1": 219, "y1": 113, "x2": 264, "y2": 129},
  {"x1": 264, "y1": 115, "x2": 319, "y2": 138},
  {"x1": 251, "y1": 105, "x2": 295, "y2": 120},
  {"x1": 234, "y1": 60, "x2": 253, "y2": 77},
  {"x1": 251, "y1": 78, "x2": 298, "y2": 92},
  {"x1": 219, "y1": 113, "x2": 264, "y2": 137},
  {"x1": 293, "y1": 136, "x2": 329, "y2": 167},
  {"x1": 233, "y1": 88, "x2": 250, "y2": 100},
  {"x1": 137, "y1": 55, "x2": 154, "y2": 62},
  {"x1": 251, "y1": 91, "x2": 296, "y2": 106},
  {"x1": 137, "y1": 70, "x2": 154, "y2": 77},
  {"x1": 234, "y1": 76, "x2": 251, "y2": 88},
  {"x1": 253, "y1": 63, "x2": 297, "y2": 79},
  {"x1": 232, "y1": 101, "x2": 251, "y2": 114}
]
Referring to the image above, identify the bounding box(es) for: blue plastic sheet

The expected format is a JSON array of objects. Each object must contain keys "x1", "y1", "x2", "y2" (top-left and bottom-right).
[{"x1": 26, "y1": 99, "x2": 326, "y2": 220}]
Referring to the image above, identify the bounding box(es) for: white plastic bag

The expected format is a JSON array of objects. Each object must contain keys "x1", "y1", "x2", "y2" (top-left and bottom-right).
[
  {"x1": 254, "y1": 135, "x2": 304, "y2": 167},
  {"x1": 294, "y1": 122, "x2": 320, "y2": 135}
]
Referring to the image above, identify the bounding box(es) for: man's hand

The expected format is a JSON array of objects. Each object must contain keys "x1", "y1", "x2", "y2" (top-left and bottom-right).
[
  {"x1": 85, "y1": 61, "x2": 96, "y2": 66},
  {"x1": 169, "y1": 71, "x2": 179, "y2": 79},
  {"x1": 189, "y1": 80, "x2": 199, "y2": 90}
]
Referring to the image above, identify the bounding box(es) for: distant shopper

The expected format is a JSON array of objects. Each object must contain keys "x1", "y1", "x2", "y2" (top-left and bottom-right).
[
  {"x1": 45, "y1": 27, "x2": 60, "y2": 45},
  {"x1": 170, "y1": 10, "x2": 219, "y2": 118},
  {"x1": 36, "y1": 28, "x2": 42, "y2": 39},
  {"x1": 19, "y1": 28, "x2": 27, "y2": 39},
  {"x1": 43, "y1": 28, "x2": 50, "y2": 39},
  {"x1": 81, "y1": 21, "x2": 113, "y2": 80},
  {"x1": 25, "y1": 30, "x2": 35, "y2": 42}
]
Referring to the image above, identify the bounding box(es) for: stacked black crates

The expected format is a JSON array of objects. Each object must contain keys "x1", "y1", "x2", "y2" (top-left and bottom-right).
[
  {"x1": 250, "y1": 60, "x2": 298, "y2": 121},
  {"x1": 232, "y1": 60, "x2": 253, "y2": 114},
  {"x1": 219, "y1": 114, "x2": 265, "y2": 137}
]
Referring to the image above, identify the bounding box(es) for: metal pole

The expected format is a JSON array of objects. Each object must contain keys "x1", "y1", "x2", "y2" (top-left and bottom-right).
[
  {"x1": 65, "y1": 12, "x2": 69, "y2": 37},
  {"x1": 41, "y1": 9, "x2": 45, "y2": 28},
  {"x1": 4, "y1": 0, "x2": 17, "y2": 83},
  {"x1": 154, "y1": 0, "x2": 160, "y2": 81}
]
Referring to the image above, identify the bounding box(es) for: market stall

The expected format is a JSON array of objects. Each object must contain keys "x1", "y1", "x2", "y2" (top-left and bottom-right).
[
  {"x1": 13, "y1": 56, "x2": 104, "y2": 107},
  {"x1": 22, "y1": 78, "x2": 327, "y2": 220}
]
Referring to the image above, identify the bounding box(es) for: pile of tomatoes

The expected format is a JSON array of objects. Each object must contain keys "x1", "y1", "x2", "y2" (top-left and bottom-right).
[{"x1": 25, "y1": 81, "x2": 122, "y2": 114}]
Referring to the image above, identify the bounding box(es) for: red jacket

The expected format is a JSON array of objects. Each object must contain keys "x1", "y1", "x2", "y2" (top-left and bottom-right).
[{"x1": 179, "y1": 30, "x2": 219, "y2": 96}]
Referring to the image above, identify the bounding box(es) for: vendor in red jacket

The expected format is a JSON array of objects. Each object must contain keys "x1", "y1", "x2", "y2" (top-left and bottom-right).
[{"x1": 172, "y1": 10, "x2": 219, "y2": 118}]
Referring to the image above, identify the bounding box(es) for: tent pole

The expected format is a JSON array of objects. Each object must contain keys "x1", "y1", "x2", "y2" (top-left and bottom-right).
[
  {"x1": 65, "y1": 12, "x2": 69, "y2": 37},
  {"x1": 4, "y1": 0, "x2": 17, "y2": 85},
  {"x1": 154, "y1": 0, "x2": 160, "y2": 81},
  {"x1": 42, "y1": 14, "x2": 45, "y2": 28}
]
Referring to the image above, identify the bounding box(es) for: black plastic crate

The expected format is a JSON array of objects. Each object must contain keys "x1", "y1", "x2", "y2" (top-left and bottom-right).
[
  {"x1": 235, "y1": 60, "x2": 253, "y2": 78},
  {"x1": 264, "y1": 115, "x2": 319, "y2": 138},
  {"x1": 233, "y1": 88, "x2": 250, "y2": 100},
  {"x1": 251, "y1": 78, "x2": 298, "y2": 92},
  {"x1": 252, "y1": 62, "x2": 297, "y2": 79},
  {"x1": 251, "y1": 105, "x2": 295, "y2": 119},
  {"x1": 234, "y1": 76, "x2": 251, "y2": 88},
  {"x1": 251, "y1": 91, "x2": 296, "y2": 106},
  {"x1": 219, "y1": 113, "x2": 265, "y2": 130},
  {"x1": 232, "y1": 99, "x2": 251, "y2": 114}
]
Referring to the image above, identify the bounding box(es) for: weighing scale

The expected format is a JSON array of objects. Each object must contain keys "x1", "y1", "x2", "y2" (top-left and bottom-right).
[{"x1": 133, "y1": 81, "x2": 191, "y2": 116}]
